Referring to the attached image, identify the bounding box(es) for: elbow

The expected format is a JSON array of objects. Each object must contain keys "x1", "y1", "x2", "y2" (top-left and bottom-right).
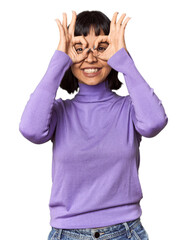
[
  {"x1": 19, "y1": 123, "x2": 50, "y2": 144},
  {"x1": 136, "y1": 115, "x2": 168, "y2": 138}
]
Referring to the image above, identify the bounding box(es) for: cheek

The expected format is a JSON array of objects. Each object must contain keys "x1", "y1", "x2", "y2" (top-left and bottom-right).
[
  {"x1": 71, "y1": 65, "x2": 81, "y2": 78},
  {"x1": 71, "y1": 66, "x2": 76, "y2": 75},
  {"x1": 104, "y1": 65, "x2": 112, "y2": 75}
]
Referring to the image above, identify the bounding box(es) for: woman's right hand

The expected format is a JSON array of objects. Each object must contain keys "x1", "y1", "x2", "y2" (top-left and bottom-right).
[{"x1": 55, "y1": 11, "x2": 89, "y2": 63}]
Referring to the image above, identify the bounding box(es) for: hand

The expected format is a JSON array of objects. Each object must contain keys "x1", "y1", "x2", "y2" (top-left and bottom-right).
[
  {"x1": 92, "y1": 12, "x2": 131, "y2": 61},
  {"x1": 55, "y1": 11, "x2": 89, "y2": 63}
]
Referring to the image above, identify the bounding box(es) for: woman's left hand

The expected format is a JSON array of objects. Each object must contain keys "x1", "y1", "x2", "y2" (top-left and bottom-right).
[{"x1": 92, "y1": 12, "x2": 131, "y2": 61}]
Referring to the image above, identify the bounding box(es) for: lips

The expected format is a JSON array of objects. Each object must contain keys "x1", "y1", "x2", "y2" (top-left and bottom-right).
[
  {"x1": 83, "y1": 68, "x2": 101, "y2": 73},
  {"x1": 82, "y1": 67, "x2": 101, "y2": 70},
  {"x1": 82, "y1": 66, "x2": 102, "y2": 69},
  {"x1": 82, "y1": 68, "x2": 102, "y2": 77}
]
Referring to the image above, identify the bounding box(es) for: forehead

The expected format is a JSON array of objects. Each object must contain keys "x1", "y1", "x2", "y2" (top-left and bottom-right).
[
  {"x1": 78, "y1": 27, "x2": 106, "y2": 45},
  {"x1": 74, "y1": 27, "x2": 107, "y2": 46},
  {"x1": 87, "y1": 26, "x2": 105, "y2": 36}
]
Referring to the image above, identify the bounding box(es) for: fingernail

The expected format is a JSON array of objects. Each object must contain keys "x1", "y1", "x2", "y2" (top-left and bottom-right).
[{"x1": 93, "y1": 45, "x2": 95, "y2": 49}]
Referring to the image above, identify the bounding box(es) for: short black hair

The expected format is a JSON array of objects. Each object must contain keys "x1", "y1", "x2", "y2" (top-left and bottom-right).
[{"x1": 60, "y1": 10, "x2": 122, "y2": 94}]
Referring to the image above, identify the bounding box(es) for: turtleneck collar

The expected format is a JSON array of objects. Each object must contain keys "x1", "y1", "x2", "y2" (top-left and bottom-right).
[{"x1": 73, "y1": 79, "x2": 116, "y2": 103}]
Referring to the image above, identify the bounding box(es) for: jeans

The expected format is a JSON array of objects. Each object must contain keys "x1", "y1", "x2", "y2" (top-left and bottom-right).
[{"x1": 47, "y1": 217, "x2": 149, "y2": 240}]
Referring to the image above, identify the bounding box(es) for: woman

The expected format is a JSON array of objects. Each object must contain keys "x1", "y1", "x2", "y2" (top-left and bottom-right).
[{"x1": 19, "y1": 10, "x2": 168, "y2": 240}]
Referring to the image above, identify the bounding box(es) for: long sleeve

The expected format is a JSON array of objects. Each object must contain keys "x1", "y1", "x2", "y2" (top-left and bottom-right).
[
  {"x1": 107, "y1": 47, "x2": 168, "y2": 137},
  {"x1": 19, "y1": 50, "x2": 73, "y2": 144}
]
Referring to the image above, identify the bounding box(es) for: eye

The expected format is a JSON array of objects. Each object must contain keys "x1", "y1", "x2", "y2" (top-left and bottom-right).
[
  {"x1": 97, "y1": 44, "x2": 108, "y2": 52},
  {"x1": 75, "y1": 48, "x2": 83, "y2": 54},
  {"x1": 98, "y1": 47, "x2": 106, "y2": 51}
]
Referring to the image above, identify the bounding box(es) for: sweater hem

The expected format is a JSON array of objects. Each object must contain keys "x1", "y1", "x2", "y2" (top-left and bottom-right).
[{"x1": 49, "y1": 203, "x2": 142, "y2": 229}]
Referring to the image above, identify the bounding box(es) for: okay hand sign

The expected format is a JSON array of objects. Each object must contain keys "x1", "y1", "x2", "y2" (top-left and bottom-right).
[
  {"x1": 55, "y1": 11, "x2": 89, "y2": 63},
  {"x1": 92, "y1": 12, "x2": 131, "y2": 61}
]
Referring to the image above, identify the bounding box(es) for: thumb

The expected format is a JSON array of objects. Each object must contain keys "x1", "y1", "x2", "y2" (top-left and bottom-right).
[
  {"x1": 74, "y1": 47, "x2": 89, "y2": 63},
  {"x1": 78, "y1": 47, "x2": 90, "y2": 61}
]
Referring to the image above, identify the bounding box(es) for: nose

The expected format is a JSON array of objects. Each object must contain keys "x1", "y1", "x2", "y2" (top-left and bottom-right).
[{"x1": 85, "y1": 48, "x2": 97, "y2": 63}]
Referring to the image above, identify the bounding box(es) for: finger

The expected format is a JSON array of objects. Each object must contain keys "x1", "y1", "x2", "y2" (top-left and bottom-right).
[
  {"x1": 117, "y1": 13, "x2": 126, "y2": 26},
  {"x1": 110, "y1": 12, "x2": 119, "y2": 31},
  {"x1": 55, "y1": 19, "x2": 65, "y2": 39},
  {"x1": 72, "y1": 35, "x2": 88, "y2": 49},
  {"x1": 96, "y1": 53, "x2": 108, "y2": 61},
  {"x1": 75, "y1": 47, "x2": 90, "y2": 63},
  {"x1": 62, "y1": 13, "x2": 67, "y2": 35},
  {"x1": 94, "y1": 35, "x2": 109, "y2": 50},
  {"x1": 92, "y1": 49, "x2": 99, "y2": 57},
  {"x1": 68, "y1": 10, "x2": 77, "y2": 37},
  {"x1": 122, "y1": 17, "x2": 131, "y2": 29},
  {"x1": 81, "y1": 47, "x2": 90, "y2": 59}
]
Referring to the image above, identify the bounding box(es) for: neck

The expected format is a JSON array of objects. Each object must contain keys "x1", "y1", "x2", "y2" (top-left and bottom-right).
[{"x1": 73, "y1": 80, "x2": 116, "y2": 103}]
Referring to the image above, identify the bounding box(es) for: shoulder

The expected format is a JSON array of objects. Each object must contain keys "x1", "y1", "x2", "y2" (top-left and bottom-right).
[
  {"x1": 113, "y1": 92, "x2": 131, "y2": 106},
  {"x1": 53, "y1": 98, "x2": 72, "y2": 112},
  {"x1": 52, "y1": 98, "x2": 65, "y2": 113}
]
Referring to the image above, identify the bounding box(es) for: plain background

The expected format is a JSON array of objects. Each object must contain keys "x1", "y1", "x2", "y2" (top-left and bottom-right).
[{"x1": 0, "y1": 0, "x2": 186, "y2": 239}]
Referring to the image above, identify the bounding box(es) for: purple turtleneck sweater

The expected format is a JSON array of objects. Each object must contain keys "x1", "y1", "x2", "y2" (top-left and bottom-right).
[{"x1": 19, "y1": 47, "x2": 168, "y2": 229}]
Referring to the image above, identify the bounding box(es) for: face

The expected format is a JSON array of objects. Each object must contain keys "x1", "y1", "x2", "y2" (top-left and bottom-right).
[{"x1": 71, "y1": 27, "x2": 112, "y2": 86}]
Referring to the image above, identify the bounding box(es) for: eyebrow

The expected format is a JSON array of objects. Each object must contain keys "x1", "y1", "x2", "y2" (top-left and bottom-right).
[
  {"x1": 74, "y1": 42, "x2": 109, "y2": 46},
  {"x1": 99, "y1": 42, "x2": 109, "y2": 45}
]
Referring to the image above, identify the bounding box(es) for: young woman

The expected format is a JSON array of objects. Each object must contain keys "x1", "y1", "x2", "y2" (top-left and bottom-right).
[{"x1": 19, "y1": 10, "x2": 168, "y2": 240}]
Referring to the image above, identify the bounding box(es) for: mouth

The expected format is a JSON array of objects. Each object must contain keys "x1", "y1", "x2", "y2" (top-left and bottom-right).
[
  {"x1": 82, "y1": 68, "x2": 102, "y2": 78},
  {"x1": 82, "y1": 68, "x2": 102, "y2": 73}
]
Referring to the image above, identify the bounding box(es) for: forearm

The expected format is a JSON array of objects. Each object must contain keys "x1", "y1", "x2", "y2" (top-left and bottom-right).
[
  {"x1": 107, "y1": 47, "x2": 168, "y2": 137},
  {"x1": 19, "y1": 50, "x2": 73, "y2": 143}
]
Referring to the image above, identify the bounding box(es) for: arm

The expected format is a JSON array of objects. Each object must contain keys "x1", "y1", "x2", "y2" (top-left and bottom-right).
[
  {"x1": 19, "y1": 50, "x2": 73, "y2": 144},
  {"x1": 107, "y1": 47, "x2": 168, "y2": 138}
]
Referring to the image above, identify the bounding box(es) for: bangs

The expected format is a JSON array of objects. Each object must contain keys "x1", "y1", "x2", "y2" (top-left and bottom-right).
[{"x1": 71, "y1": 10, "x2": 110, "y2": 36}]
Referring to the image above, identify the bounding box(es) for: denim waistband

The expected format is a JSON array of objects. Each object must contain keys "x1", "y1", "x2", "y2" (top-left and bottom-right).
[{"x1": 52, "y1": 217, "x2": 141, "y2": 240}]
